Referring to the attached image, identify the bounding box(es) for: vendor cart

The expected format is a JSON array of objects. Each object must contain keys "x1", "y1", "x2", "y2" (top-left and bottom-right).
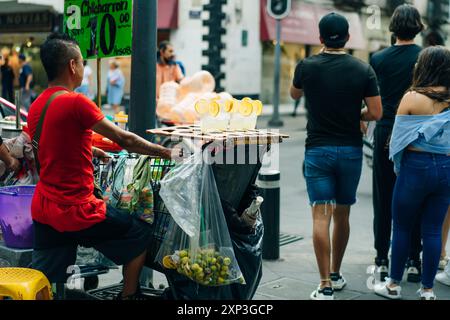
[{"x1": 144, "y1": 125, "x2": 288, "y2": 300}]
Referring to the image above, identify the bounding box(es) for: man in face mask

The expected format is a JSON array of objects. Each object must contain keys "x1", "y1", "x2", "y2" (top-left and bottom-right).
[{"x1": 156, "y1": 41, "x2": 184, "y2": 99}]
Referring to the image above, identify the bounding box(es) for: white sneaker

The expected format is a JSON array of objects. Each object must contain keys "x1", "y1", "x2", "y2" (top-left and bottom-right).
[
  {"x1": 417, "y1": 288, "x2": 437, "y2": 300},
  {"x1": 374, "y1": 278, "x2": 402, "y2": 300},
  {"x1": 439, "y1": 256, "x2": 449, "y2": 270},
  {"x1": 330, "y1": 273, "x2": 347, "y2": 291},
  {"x1": 310, "y1": 286, "x2": 335, "y2": 300},
  {"x1": 435, "y1": 271, "x2": 450, "y2": 286}
]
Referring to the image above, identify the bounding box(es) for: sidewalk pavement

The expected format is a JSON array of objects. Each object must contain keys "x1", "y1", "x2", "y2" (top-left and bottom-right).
[{"x1": 98, "y1": 114, "x2": 450, "y2": 300}]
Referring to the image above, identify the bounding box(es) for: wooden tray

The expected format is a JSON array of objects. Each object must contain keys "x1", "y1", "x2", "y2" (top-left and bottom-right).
[{"x1": 148, "y1": 125, "x2": 289, "y2": 145}]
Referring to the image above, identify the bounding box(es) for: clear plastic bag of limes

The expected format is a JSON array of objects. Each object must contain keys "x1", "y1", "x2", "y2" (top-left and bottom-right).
[{"x1": 156, "y1": 154, "x2": 245, "y2": 286}]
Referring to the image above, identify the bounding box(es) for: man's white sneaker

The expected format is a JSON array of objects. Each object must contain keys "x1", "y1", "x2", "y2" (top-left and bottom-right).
[
  {"x1": 310, "y1": 286, "x2": 335, "y2": 300},
  {"x1": 435, "y1": 271, "x2": 450, "y2": 286},
  {"x1": 417, "y1": 288, "x2": 437, "y2": 300},
  {"x1": 330, "y1": 273, "x2": 347, "y2": 291},
  {"x1": 373, "y1": 279, "x2": 402, "y2": 300}
]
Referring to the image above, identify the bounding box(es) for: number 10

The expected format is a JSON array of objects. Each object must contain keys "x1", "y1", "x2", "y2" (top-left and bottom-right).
[{"x1": 87, "y1": 14, "x2": 117, "y2": 57}]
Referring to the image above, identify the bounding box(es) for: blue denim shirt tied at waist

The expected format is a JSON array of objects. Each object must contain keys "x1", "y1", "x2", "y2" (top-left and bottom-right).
[{"x1": 389, "y1": 110, "x2": 450, "y2": 175}]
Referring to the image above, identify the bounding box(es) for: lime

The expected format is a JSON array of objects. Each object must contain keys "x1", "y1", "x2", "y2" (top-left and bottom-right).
[{"x1": 223, "y1": 257, "x2": 231, "y2": 266}]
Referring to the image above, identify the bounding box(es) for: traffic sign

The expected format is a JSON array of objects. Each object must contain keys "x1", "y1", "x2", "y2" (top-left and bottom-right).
[
  {"x1": 267, "y1": 0, "x2": 292, "y2": 20},
  {"x1": 64, "y1": 0, "x2": 133, "y2": 59}
]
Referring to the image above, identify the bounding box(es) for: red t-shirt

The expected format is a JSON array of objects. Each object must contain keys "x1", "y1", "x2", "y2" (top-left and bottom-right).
[{"x1": 27, "y1": 87, "x2": 106, "y2": 232}]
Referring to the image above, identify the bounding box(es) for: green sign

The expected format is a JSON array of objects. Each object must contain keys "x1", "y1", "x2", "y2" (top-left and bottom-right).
[{"x1": 64, "y1": 0, "x2": 132, "y2": 59}]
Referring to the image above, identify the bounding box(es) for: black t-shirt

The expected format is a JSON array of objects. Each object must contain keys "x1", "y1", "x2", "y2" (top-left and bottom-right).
[
  {"x1": 293, "y1": 53, "x2": 379, "y2": 148},
  {"x1": 1, "y1": 65, "x2": 14, "y2": 86},
  {"x1": 19, "y1": 64, "x2": 33, "y2": 89},
  {"x1": 370, "y1": 44, "x2": 421, "y2": 126}
]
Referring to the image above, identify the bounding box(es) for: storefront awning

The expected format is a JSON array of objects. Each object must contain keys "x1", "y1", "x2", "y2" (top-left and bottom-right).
[
  {"x1": 158, "y1": 0, "x2": 178, "y2": 30},
  {"x1": 260, "y1": 0, "x2": 366, "y2": 50}
]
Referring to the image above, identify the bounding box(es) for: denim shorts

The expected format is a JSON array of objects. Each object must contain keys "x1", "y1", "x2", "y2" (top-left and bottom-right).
[{"x1": 304, "y1": 146, "x2": 363, "y2": 206}]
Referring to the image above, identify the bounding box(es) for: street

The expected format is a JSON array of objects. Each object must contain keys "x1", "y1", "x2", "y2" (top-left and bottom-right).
[
  {"x1": 97, "y1": 112, "x2": 450, "y2": 300},
  {"x1": 254, "y1": 113, "x2": 450, "y2": 300}
]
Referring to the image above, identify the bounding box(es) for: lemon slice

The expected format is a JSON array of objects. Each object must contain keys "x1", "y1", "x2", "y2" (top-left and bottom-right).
[
  {"x1": 163, "y1": 256, "x2": 177, "y2": 269},
  {"x1": 239, "y1": 100, "x2": 253, "y2": 116},
  {"x1": 209, "y1": 101, "x2": 220, "y2": 117},
  {"x1": 194, "y1": 100, "x2": 209, "y2": 114},
  {"x1": 242, "y1": 97, "x2": 252, "y2": 103},
  {"x1": 224, "y1": 100, "x2": 234, "y2": 113},
  {"x1": 253, "y1": 100, "x2": 263, "y2": 116}
]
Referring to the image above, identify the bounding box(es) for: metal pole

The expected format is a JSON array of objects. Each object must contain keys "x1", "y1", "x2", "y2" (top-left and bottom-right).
[
  {"x1": 129, "y1": 0, "x2": 157, "y2": 139},
  {"x1": 269, "y1": 19, "x2": 284, "y2": 127},
  {"x1": 258, "y1": 170, "x2": 281, "y2": 260},
  {"x1": 14, "y1": 90, "x2": 21, "y2": 130},
  {"x1": 97, "y1": 58, "x2": 102, "y2": 109}
]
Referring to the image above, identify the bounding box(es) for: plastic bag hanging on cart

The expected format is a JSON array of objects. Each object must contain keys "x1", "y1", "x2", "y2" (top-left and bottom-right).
[
  {"x1": 157, "y1": 154, "x2": 245, "y2": 286},
  {"x1": 159, "y1": 153, "x2": 202, "y2": 237},
  {"x1": 103, "y1": 155, "x2": 138, "y2": 211},
  {"x1": 127, "y1": 155, "x2": 155, "y2": 224}
]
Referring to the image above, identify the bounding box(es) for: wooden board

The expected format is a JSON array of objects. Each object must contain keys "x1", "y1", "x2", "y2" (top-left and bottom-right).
[{"x1": 148, "y1": 125, "x2": 289, "y2": 145}]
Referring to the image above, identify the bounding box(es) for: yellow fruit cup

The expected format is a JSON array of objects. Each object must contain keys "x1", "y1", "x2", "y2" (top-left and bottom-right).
[
  {"x1": 229, "y1": 98, "x2": 262, "y2": 131},
  {"x1": 199, "y1": 101, "x2": 230, "y2": 133}
]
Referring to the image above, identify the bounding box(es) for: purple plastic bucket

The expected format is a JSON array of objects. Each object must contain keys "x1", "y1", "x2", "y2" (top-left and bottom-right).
[{"x1": 0, "y1": 186, "x2": 35, "y2": 249}]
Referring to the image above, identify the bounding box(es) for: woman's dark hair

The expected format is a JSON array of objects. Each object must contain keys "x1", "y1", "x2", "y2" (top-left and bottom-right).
[
  {"x1": 40, "y1": 33, "x2": 80, "y2": 82},
  {"x1": 389, "y1": 4, "x2": 424, "y2": 41},
  {"x1": 410, "y1": 46, "x2": 450, "y2": 102}
]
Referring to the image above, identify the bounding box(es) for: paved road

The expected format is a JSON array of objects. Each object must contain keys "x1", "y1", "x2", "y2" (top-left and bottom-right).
[{"x1": 99, "y1": 114, "x2": 450, "y2": 300}]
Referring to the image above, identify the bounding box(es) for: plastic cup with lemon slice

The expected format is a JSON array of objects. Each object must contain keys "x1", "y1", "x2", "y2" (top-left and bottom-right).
[
  {"x1": 195, "y1": 99, "x2": 229, "y2": 133},
  {"x1": 228, "y1": 98, "x2": 263, "y2": 131},
  {"x1": 248, "y1": 99, "x2": 263, "y2": 130}
]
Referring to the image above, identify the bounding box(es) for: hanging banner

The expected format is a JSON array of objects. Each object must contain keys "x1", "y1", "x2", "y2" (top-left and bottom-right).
[{"x1": 63, "y1": 0, "x2": 133, "y2": 59}]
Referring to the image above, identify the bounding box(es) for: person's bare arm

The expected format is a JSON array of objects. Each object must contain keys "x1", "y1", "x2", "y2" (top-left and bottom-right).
[
  {"x1": 175, "y1": 65, "x2": 184, "y2": 83},
  {"x1": 92, "y1": 118, "x2": 172, "y2": 159},
  {"x1": 0, "y1": 143, "x2": 20, "y2": 171},
  {"x1": 290, "y1": 86, "x2": 303, "y2": 100},
  {"x1": 361, "y1": 96, "x2": 383, "y2": 121},
  {"x1": 25, "y1": 74, "x2": 33, "y2": 91},
  {"x1": 92, "y1": 146, "x2": 111, "y2": 163}
]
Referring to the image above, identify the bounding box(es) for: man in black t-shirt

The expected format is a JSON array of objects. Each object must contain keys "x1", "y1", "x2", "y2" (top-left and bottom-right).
[
  {"x1": 1, "y1": 57, "x2": 14, "y2": 103},
  {"x1": 370, "y1": 4, "x2": 424, "y2": 284},
  {"x1": 291, "y1": 12, "x2": 382, "y2": 300},
  {"x1": 19, "y1": 54, "x2": 34, "y2": 111}
]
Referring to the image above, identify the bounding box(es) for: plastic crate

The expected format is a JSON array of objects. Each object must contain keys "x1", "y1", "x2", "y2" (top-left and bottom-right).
[{"x1": 87, "y1": 283, "x2": 165, "y2": 300}]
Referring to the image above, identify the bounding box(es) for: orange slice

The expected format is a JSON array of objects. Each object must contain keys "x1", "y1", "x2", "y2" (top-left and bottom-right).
[
  {"x1": 194, "y1": 100, "x2": 209, "y2": 114},
  {"x1": 253, "y1": 100, "x2": 263, "y2": 116},
  {"x1": 239, "y1": 100, "x2": 253, "y2": 116},
  {"x1": 209, "y1": 101, "x2": 220, "y2": 117}
]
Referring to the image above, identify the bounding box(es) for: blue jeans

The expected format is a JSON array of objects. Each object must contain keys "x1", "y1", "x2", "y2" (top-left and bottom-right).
[
  {"x1": 304, "y1": 146, "x2": 363, "y2": 206},
  {"x1": 390, "y1": 151, "x2": 450, "y2": 288}
]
